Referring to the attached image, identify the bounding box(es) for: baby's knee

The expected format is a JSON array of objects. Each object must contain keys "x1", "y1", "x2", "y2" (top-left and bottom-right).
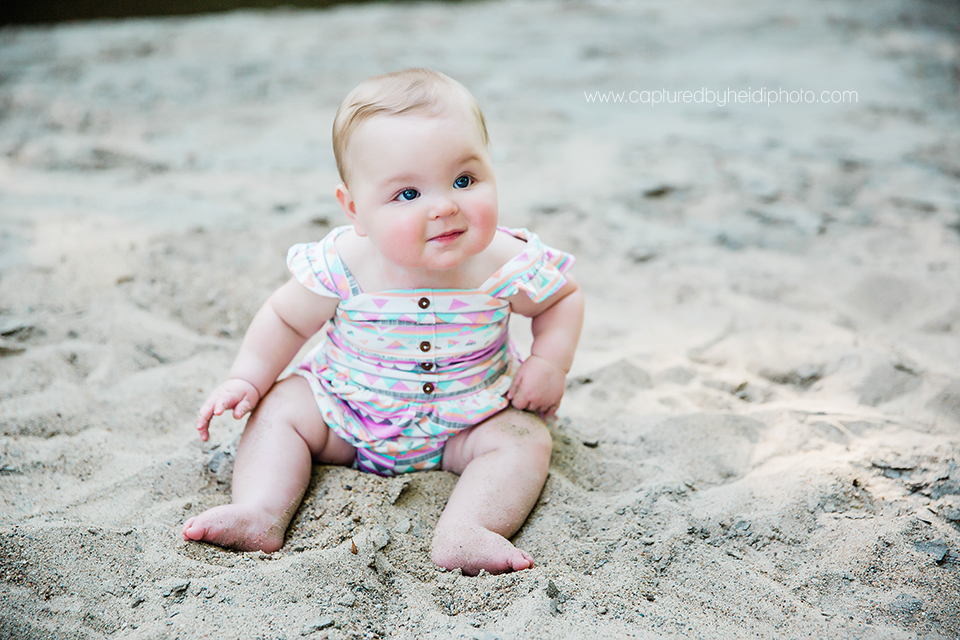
[
  {"x1": 511, "y1": 415, "x2": 552, "y2": 477},
  {"x1": 266, "y1": 377, "x2": 319, "y2": 416},
  {"x1": 527, "y1": 418, "x2": 553, "y2": 455},
  {"x1": 501, "y1": 411, "x2": 552, "y2": 454}
]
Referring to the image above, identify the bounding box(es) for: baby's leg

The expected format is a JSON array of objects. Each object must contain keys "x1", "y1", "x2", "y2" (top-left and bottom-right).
[
  {"x1": 432, "y1": 408, "x2": 552, "y2": 575},
  {"x1": 182, "y1": 376, "x2": 355, "y2": 552}
]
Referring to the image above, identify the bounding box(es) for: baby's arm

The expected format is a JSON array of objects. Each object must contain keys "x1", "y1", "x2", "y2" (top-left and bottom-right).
[
  {"x1": 196, "y1": 278, "x2": 339, "y2": 441},
  {"x1": 506, "y1": 274, "x2": 585, "y2": 418}
]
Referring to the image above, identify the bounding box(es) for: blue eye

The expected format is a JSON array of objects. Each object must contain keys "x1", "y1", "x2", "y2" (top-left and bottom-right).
[
  {"x1": 397, "y1": 188, "x2": 419, "y2": 201},
  {"x1": 454, "y1": 175, "x2": 472, "y2": 189}
]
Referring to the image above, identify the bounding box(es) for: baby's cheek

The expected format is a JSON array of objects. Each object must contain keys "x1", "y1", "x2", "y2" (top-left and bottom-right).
[
  {"x1": 472, "y1": 214, "x2": 499, "y2": 253},
  {"x1": 383, "y1": 227, "x2": 427, "y2": 266}
]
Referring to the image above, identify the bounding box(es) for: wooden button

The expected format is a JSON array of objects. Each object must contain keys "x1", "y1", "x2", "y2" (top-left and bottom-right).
[
  {"x1": 419, "y1": 341, "x2": 431, "y2": 352},
  {"x1": 418, "y1": 297, "x2": 430, "y2": 309},
  {"x1": 420, "y1": 362, "x2": 434, "y2": 371},
  {"x1": 422, "y1": 382, "x2": 435, "y2": 394}
]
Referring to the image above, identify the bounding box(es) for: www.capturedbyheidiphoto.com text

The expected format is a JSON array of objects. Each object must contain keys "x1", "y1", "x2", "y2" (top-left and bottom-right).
[{"x1": 584, "y1": 87, "x2": 859, "y2": 107}]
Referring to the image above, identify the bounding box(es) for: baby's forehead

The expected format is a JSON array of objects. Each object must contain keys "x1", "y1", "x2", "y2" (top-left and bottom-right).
[
  {"x1": 357, "y1": 99, "x2": 475, "y2": 135},
  {"x1": 358, "y1": 109, "x2": 441, "y2": 131},
  {"x1": 341, "y1": 106, "x2": 487, "y2": 176}
]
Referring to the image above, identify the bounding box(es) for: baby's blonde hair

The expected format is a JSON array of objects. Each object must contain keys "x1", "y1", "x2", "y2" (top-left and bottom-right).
[{"x1": 333, "y1": 68, "x2": 490, "y2": 185}]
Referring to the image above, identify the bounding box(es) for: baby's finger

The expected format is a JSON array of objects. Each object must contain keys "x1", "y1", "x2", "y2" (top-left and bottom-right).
[
  {"x1": 197, "y1": 396, "x2": 216, "y2": 421},
  {"x1": 233, "y1": 398, "x2": 253, "y2": 419},
  {"x1": 196, "y1": 410, "x2": 212, "y2": 438},
  {"x1": 213, "y1": 394, "x2": 235, "y2": 417},
  {"x1": 196, "y1": 414, "x2": 214, "y2": 438},
  {"x1": 510, "y1": 393, "x2": 531, "y2": 412}
]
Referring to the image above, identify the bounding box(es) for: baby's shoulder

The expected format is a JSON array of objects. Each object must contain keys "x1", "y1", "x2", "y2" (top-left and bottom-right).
[
  {"x1": 331, "y1": 226, "x2": 368, "y2": 262},
  {"x1": 483, "y1": 227, "x2": 529, "y2": 267},
  {"x1": 330, "y1": 226, "x2": 366, "y2": 255}
]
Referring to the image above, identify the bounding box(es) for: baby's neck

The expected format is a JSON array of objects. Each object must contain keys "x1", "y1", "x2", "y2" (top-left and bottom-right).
[
  {"x1": 361, "y1": 259, "x2": 479, "y2": 292},
  {"x1": 336, "y1": 239, "x2": 484, "y2": 294}
]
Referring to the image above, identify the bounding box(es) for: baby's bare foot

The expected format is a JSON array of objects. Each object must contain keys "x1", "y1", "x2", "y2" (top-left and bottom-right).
[
  {"x1": 182, "y1": 504, "x2": 285, "y2": 553},
  {"x1": 431, "y1": 522, "x2": 534, "y2": 576}
]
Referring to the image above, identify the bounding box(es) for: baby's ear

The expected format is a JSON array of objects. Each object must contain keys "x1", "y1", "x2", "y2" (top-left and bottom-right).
[{"x1": 335, "y1": 184, "x2": 367, "y2": 237}]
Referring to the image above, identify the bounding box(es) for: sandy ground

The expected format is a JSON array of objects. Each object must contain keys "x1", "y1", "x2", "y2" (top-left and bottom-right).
[{"x1": 1, "y1": 0, "x2": 960, "y2": 638}]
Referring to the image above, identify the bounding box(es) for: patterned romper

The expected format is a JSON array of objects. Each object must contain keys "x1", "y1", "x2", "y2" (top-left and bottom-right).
[{"x1": 283, "y1": 225, "x2": 575, "y2": 476}]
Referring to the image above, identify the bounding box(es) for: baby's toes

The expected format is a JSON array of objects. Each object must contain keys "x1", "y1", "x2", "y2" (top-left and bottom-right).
[
  {"x1": 508, "y1": 549, "x2": 535, "y2": 572},
  {"x1": 182, "y1": 517, "x2": 200, "y2": 540}
]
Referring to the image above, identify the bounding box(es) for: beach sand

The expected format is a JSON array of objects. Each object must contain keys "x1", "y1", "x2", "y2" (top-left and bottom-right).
[{"x1": 1, "y1": 0, "x2": 959, "y2": 637}]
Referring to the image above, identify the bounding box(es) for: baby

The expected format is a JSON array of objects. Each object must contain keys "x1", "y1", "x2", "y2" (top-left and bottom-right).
[{"x1": 182, "y1": 68, "x2": 584, "y2": 575}]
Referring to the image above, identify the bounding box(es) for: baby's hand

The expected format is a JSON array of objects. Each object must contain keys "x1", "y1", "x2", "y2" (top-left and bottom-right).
[
  {"x1": 196, "y1": 378, "x2": 261, "y2": 441},
  {"x1": 506, "y1": 355, "x2": 567, "y2": 418}
]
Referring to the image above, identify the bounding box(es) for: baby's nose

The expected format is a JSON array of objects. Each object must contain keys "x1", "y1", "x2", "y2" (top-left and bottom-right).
[{"x1": 430, "y1": 197, "x2": 459, "y2": 218}]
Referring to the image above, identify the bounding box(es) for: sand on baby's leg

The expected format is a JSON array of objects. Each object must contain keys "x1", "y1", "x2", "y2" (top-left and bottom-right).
[
  {"x1": 182, "y1": 376, "x2": 355, "y2": 552},
  {"x1": 432, "y1": 408, "x2": 552, "y2": 576}
]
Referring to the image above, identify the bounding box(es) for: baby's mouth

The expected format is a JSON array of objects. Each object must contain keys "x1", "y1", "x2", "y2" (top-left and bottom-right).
[{"x1": 429, "y1": 230, "x2": 464, "y2": 243}]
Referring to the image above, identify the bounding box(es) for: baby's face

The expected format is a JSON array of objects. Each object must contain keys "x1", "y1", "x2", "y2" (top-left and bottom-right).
[{"x1": 340, "y1": 107, "x2": 498, "y2": 275}]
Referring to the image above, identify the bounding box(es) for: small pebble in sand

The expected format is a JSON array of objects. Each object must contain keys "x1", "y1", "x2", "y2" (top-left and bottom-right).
[
  {"x1": 301, "y1": 616, "x2": 335, "y2": 635},
  {"x1": 546, "y1": 580, "x2": 560, "y2": 599},
  {"x1": 161, "y1": 580, "x2": 190, "y2": 598}
]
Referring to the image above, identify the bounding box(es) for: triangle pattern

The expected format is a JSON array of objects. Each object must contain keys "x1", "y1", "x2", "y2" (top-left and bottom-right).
[{"x1": 448, "y1": 299, "x2": 470, "y2": 310}]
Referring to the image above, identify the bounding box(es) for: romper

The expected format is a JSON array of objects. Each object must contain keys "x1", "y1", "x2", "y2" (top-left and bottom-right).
[{"x1": 283, "y1": 225, "x2": 575, "y2": 477}]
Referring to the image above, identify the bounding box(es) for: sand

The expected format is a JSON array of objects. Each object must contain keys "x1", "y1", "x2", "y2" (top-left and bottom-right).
[{"x1": 1, "y1": 0, "x2": 959, "y2": 638}]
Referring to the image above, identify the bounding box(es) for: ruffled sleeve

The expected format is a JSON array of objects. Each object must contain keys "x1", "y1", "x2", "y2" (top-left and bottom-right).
[
  {"x1": 482, "y1": 228, "x2": 576, "y2": 303},
  {"x1": 286, "y1": 226, "x2": 351, "y2": 299}
]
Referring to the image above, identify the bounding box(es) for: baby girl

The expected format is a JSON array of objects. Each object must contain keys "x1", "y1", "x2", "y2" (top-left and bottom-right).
[{"x1": 182, "y1": 68, "x2": 584, "y2": 575}]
